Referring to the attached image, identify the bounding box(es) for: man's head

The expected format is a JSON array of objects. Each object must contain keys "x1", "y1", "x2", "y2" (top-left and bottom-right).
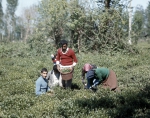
[
  {"x1": 60, "y1": 40, "x2": 68, "y2": 51},
  {"x1": 41, "y1": 68, "x2": 48, "y2": 79}
]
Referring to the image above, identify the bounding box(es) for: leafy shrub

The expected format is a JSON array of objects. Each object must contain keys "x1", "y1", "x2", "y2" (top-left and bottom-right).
[{"x1": 0, "y1": 42, "x2": 150, "y2": 117}]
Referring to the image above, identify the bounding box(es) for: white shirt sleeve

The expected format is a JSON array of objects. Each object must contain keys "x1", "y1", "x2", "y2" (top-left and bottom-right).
[
  {"x1": 72, "y1": 62, "x2": 77, "y2": 66},
  {"x1": 56, "y1": 61, "x2": 60, "y2": 65}
]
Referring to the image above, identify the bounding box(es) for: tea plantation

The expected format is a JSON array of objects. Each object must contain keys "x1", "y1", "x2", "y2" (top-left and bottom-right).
[{"x1": 0, "y1": 42, "x2": 150, "y2": 118}]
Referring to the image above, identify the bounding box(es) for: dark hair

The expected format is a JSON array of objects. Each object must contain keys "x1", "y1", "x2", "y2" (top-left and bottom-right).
[
  {"x1": 41, "y1": 68, "x2": 48, "y2": 73},
  {"x1": 52, "y1": 54, "x2": 57, "y2": 60},
  {"x1": 60, "y1": 40, "x2": 68, "y2": 46},
  {"x1": 53, "y1": 65, "x2": 59, "y2": 72},
  {"x1": 91, "y1": 64, "x2": 97, "y2": 69}
]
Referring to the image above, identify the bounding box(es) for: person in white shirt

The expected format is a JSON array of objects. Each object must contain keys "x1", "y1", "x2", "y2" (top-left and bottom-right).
[{"x1": 46, "y1": 65, "x2": 62, "y2": 88}]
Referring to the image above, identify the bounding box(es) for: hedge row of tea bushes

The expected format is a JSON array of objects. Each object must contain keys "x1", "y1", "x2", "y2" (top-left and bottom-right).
[{"x1": 0, "y1": 42, "x2": 150, "y2": 117}]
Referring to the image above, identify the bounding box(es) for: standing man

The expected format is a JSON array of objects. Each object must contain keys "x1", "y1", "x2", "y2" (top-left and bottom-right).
[{"x1": 56, "y1": 40, "x2": 78, "y2": 89}]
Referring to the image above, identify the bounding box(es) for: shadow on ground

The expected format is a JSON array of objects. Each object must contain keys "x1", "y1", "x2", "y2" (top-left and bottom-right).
[{"x1": 71, "y1": 83, "x2": 81, "y2": 90}]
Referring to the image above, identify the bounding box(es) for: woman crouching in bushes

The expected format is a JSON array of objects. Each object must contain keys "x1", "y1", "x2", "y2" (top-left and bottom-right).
[{"x1": 86, "y1": 67, "x2": 120, "y2": 92}]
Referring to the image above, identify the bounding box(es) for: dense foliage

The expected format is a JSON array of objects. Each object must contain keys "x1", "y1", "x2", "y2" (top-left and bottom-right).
[
  {"x1": 145, "y1": 2, "x2": 150, "y2": 37},
  {"x1": 0, "y1": 42, "x2": 150, "y2": 117},
  {"x1": 29, "y1": 0, "x2": 136, "y2": 53},
  {"x1": 0, "y1": 0, "x2": 150, "y2": 47},
  {"x1": 0, "y1": 0, "x2": 150, "y2": 117}
]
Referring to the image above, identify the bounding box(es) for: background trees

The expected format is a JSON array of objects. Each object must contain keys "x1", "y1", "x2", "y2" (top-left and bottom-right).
[
  {"x1": 5, "y1": 0, "x2": 18, "y2": 41},
  {"x1": 0, "y1": 0, "x2": 4, "y2": 40},
  {"x1": 145, "y1": 2, "x2": 150, "y2": 38},
  {"x1": 0, "y1": 0, "x2": 150, "y2": 53},
  {"x1": 29, "y1": 0, "x2": 134, "y2": 53},
  {"x1": 21, "y1": 5, "x2": 38, "y2": 42},
  {"x1": 0, "y1": 0, "x2": 38, "y2": 42},
  {"x1": 132, "y1": 5, "x2": 145, "y2": 43}
]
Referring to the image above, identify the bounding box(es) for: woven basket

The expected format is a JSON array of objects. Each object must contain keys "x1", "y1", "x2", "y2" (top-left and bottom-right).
[
  {"x1": 61, "y1": 72, "x2": 73, "y2": 80},
  {"x1": 59, "y1": 67, "x2": 73, "y2": 80}
]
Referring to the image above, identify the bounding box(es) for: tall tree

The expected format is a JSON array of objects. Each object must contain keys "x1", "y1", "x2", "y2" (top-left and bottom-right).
[
  {"x1": 21, "y1": 5, "x2": 38, "y2": 42},
  {"x1": 0, "y1": 0, "x2": 4, "y2": 40},
  {"x1": 37, "y1": 0, "x2": 68, "y2": 47},
  {"x1": 6, "y1": 0, "x2": 18, "y2": 41},
  {"x1": 105, "y1": 0, "x2": 111, "y2": 9},
  {"x1": 30, "y1": 0, "x2": 135, "y2": 53},
  {"x1": 132, "y1": 5, "x2": 145, "y2": 43},
  {"x1": 145, "y1": 2, "x2": 150, "y2": 37},
  {"x1": 15, "y1": 16, "x2": 26, "y2": 40}
]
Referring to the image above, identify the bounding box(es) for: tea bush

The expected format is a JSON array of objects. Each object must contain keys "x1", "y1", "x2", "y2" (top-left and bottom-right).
[{"x1": 0, "y1": 42, "x2": 150, "y2": 117}]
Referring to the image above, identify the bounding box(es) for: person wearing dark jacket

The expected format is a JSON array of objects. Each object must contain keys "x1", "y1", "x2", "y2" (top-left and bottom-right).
[{"x1": 86, "y1": 67, "x2": 119, "y2": 91}]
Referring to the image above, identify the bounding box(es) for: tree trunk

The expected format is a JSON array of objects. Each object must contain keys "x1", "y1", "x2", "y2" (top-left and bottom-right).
[
  {"x1": 21, "y1": 28, "x2": 22, "y2": 40},
  {"x1": 7, "y1": 28, "x2": 10, "y2": 41},
  {"x1": 77, "y1": 37, "x2": 80, "y2": 53},
  {"x1": 24, "y1": 28, "x2": 29, "y2": 42},
  {"x1": 77, "y1": 30, "x2": 82, "y2": 53},
  {"x1": 70, "y1": 30, "x2": 74, "y2": 48},
  {"x1": 128, "y1": 0, "x2": 132, "y2": 45},
  {"x1": 104, "y1": 0, "x2": 111, "y2": 9},
  {"x1": 102, "y1": 0, "x2": 111, "y2": 40},
  {"x1": 24, "y1": 19, "x2": 30, "y2": 43}
]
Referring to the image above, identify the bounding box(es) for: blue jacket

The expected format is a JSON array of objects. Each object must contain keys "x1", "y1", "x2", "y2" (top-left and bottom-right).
[{"x1": 35, "y1": 76, "x2": 50, "y2": 95}]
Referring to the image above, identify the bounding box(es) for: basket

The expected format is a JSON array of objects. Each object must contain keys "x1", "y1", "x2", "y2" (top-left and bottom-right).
[{"x1": 59, "y1": 67, "x2": 73, "y2": 80}]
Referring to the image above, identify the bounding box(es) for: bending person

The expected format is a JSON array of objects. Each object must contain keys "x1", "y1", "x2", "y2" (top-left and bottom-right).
[{"x1": 86, "y1": 67, "x2": 119, "y2": 91}]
